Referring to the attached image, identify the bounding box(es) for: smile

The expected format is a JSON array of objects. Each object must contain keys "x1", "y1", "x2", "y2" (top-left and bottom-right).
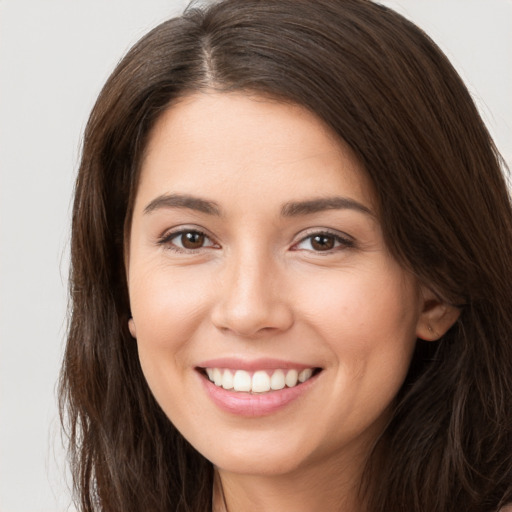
[
  {"x1": 205, "y1": 368, "x2": 316, "y2": 393},
  {"x1": 196, "y1": 359, "x2": 323, "y2": 416}
]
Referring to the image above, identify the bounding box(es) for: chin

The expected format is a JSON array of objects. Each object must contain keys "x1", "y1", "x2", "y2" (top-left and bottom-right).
[
  {"x1": 211, "y1": 450, "x2": 306, "y2": 477},
  {"x1": 190, "y1": 428, "x2": 323, "y2": 477}
]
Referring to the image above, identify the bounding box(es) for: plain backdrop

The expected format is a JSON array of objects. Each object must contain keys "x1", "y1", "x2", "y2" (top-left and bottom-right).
[{"x1": 0, "y1": 1, "x2": 510, "y2": 511}]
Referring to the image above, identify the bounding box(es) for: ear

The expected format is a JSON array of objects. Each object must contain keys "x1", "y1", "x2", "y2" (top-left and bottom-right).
[
  {"x1": 128, "y1": 318, "x2": 137, "y2": 339},
  {"x1": 416, "y1": 287, "x2": 460, "y2": 341}
]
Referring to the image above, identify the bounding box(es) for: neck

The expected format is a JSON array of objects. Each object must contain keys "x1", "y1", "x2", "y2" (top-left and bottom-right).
[{"x1": 213, "y1": 450, "x2": 372, "y2": 512}]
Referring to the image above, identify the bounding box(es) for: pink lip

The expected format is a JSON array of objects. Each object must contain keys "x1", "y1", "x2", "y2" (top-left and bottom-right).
[
  {"x1": 197, "y1": 357, "x2": 315, "y2": 372},
  {"x1": 196, "y1": 367, "x2": 321, "y2": 417}
]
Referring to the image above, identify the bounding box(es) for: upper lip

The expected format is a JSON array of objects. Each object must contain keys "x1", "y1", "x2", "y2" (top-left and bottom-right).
[{"x1": 196, "y1": 357, "x2": 320, "y2": 372}]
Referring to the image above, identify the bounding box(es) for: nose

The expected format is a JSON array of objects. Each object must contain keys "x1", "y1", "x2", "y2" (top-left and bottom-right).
[{"x1": 210, "y1": 251, "x2": 294, "y2": 338}]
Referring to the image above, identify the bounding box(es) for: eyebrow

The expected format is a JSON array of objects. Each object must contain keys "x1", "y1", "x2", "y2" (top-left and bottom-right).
[
  {"x1": 143, "y1": 193, "x2": 374, "y2": 218},
  {"x1": 281, "y1": 196, "x2": 374, "y2": 217},
  {"x1": 144, "y1": 193, "x2": 222, "y2": 216}
]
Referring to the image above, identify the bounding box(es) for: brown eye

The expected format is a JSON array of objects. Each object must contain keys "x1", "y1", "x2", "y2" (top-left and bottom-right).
[
  {"x1": 160, "y1": 229, "x2": 216, "y2": 252},
  {"x1": 292, "y1": 231, "x2": 354, "y2": 253},
  {"x1": 310, "y1": 234, "x2": 335, "y2": 251},
  {"x1": 181, "y1": 231, "x2": 206, "y2": 249}
]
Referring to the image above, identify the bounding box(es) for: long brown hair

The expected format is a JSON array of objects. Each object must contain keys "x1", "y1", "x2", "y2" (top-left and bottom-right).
[{"x1": 60, "y1": 1, "x2": 512, "y2": 510}]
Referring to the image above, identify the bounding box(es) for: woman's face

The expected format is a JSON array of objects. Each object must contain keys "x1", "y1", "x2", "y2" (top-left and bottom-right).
[{"x1": 127, "y1": 92, "x2": 429, "y2": 477}]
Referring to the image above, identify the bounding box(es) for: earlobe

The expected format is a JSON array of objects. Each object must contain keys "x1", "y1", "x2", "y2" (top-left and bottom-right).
[
  {"x1": 416, "y1": 289, "x2": 460, "y2": 341},
  {"x1": 128, "y1": 318, "x2": 137, "y2": 338}
]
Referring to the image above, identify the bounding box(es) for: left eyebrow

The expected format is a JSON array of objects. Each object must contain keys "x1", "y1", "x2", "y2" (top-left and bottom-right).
[{"x1": 281, "y1": 196, "x2": 374, "y2": 217}]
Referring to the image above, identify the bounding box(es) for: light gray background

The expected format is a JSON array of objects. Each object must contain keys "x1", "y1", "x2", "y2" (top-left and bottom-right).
[{"x1": 0, "y1": 1, "x2": 510, "y2": 511}]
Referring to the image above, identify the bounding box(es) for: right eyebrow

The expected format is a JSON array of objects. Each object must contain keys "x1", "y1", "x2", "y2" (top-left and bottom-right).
[{"x1": 143, "y1": 193, "x2": 222, "y2": 216}]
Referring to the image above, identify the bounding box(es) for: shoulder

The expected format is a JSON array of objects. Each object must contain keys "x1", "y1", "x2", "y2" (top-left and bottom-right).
[{"x1": 499, "y1": 505, "x2": 512, "y2": 512}]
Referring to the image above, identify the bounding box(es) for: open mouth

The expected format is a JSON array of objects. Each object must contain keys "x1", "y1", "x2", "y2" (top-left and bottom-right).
[{"x1": 197, "y1": 367, "x2": 323, "y2": 394}]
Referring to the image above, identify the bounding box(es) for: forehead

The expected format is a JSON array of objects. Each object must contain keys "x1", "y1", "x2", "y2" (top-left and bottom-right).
[{"x1": 135, "y1": 91, "x2": 375, "y2": 215}]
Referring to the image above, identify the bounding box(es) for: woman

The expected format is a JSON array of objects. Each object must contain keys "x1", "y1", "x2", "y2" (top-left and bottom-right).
[{"x1": 60, "y1": 0, "x2": 512, "y2": 510}]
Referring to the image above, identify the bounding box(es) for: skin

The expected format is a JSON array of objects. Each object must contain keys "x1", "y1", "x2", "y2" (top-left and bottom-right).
[{"x1": 127, "y1": 92, "x2": 457, "y2": 511}]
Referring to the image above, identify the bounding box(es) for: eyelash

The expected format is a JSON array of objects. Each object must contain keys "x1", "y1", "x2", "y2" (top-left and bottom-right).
[{"x1": 157, "y1": 228, "x2": 355, "y2": 254}]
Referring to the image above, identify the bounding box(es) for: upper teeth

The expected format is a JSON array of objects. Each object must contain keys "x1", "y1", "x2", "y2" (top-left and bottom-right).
[{"x1": 205, "y1": 368, "x2": 314, "y2": 393}]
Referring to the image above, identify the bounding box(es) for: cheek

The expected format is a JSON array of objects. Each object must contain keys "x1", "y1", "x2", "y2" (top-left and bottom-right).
[
  {"x1": 295, "y1": 266, "x2": 418, "y2": 343},
  {"x1": 128, "y1": 265, "x2": 213, "y2": 393},
  {"x1": 130, "y1": 264, "x2": 211, "y2": 341},
  {"x1": 293, "y1": 265, "x2": 419, "y2": 402},
  {"x1": 295, "y1": 276, "x2": 418, "y2": 450}
]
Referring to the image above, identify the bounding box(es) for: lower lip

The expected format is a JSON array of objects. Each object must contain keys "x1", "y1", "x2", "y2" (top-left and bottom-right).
[{"x1": 198, "y1": 371, "x2": 320, "y2": 417}]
